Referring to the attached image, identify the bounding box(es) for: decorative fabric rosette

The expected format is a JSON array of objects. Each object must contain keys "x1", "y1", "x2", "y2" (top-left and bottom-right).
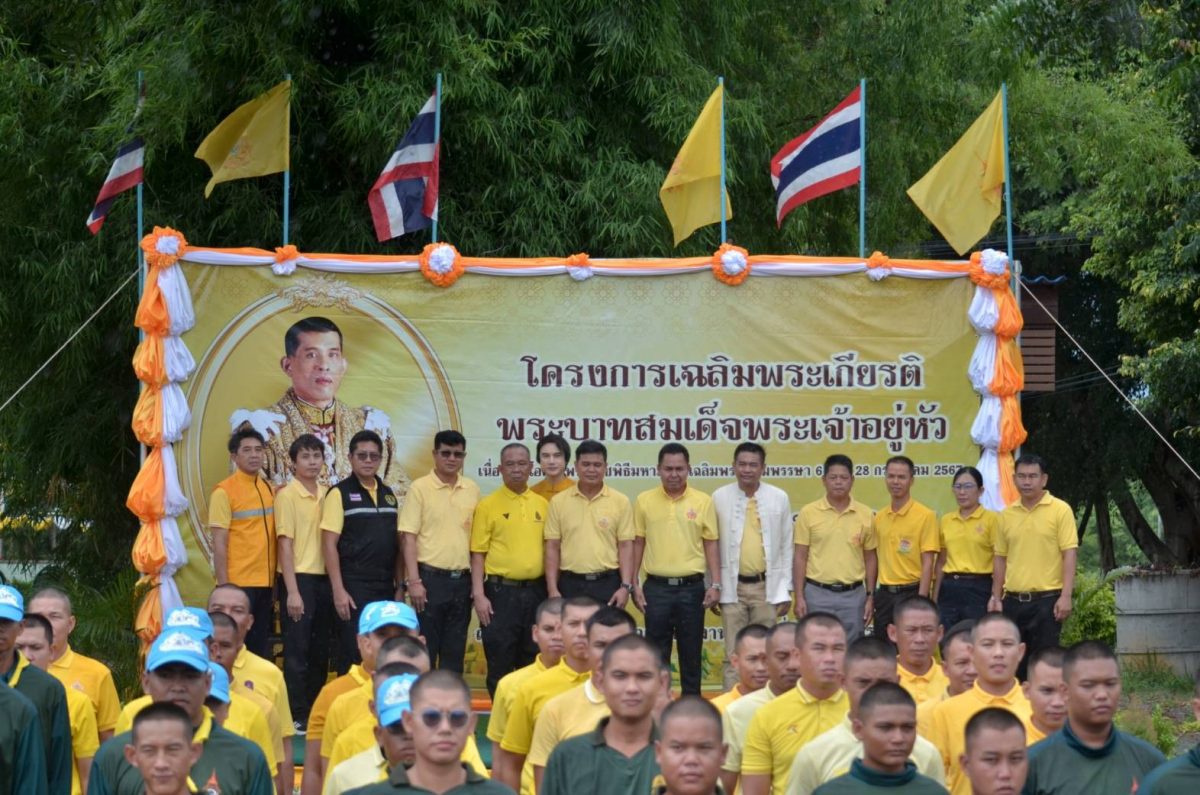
[
  {"x1": 566, "y1": 253, "x2": 593, "y2": 281},
  {"x1": 273, "y1": 244, "x2": 300, "y2": 276},
  {"x1": 712, "y1": 243, "x2": 750, "y2": 285},
  {"x1": 866, "y1": 251, "x2": 892, "y2": 281},
  {"x1": 420, "y1": 242, "x2": 464, "y2": 287},
  {"x1": 141, "y1": 227, "x2": 188, "y2": 270}
]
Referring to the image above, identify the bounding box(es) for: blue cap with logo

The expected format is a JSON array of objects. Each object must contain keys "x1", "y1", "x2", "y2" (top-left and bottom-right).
[
  {"x1": 163, "y1": 607, "x2": 214, "y2": 639},
  {"x1": 207, "y1": 662, "x2": 231, "y2": 704},
  {"x1": 146, "y1": 630, "x2": 211, "y2": 673},
  {"x1": 359, "y1": 601, "x2": 420, "y2": 635},
  {"x1": 375, "y1": 673, "x2": 418, "y2": 728},
  {"x1": 0, "y1": 585, "x2": 24, "y2": 623}
]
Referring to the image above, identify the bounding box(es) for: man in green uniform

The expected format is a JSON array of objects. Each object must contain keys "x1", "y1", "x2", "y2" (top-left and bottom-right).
[
  {"x1": 813, "y1": 683, "x2": 947, "y2": 795},
  {"x1": 0, "y1": 585, "x2": 71, "y2": 795},
  {"x1": 0, "y1": 678, "x2": 48, "y2": 795},
  {"x1": 1023, "y1": 641, "x2": 1164, "y2": 794},
  {"x1": 653, "y1": 697, "x2": 727, "y2": 795},
  {"x1": 1139, "y1": 671, "x2": 1200, "y2": 793},
  {"x1": 87, "y1": 630, "x2": 273, "y2": 795},
  {"x1": 123, "y1": 703, "x2": 201, "y2": 795},
  {"x1": 959, "y1": 708, "x2": 1028, "y2": 795}
]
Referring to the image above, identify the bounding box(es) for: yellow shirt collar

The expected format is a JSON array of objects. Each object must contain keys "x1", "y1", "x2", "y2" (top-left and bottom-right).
[
  {"x1": 970, "y1": 680, "x2": 1023, "y2": 706},
  {"x1": 884, "y1": 498, "x2": 914, "y2": 517},
  {"x1": 898, "y1": 662, "x2": 938, "y2": 683},
  {"x1": 570, "y1": 484, "x2": 610, "y2": 501},
  {"x1": 795, "y1": 683, "x2": 847, "y2": 705},
  {"x1": 233, "y1": 645, "x2": 249, "y2": 672},
  {"x1": 817, "y1": 496, "x2": 862, "y2": 515},
  {"x1": 9, "y1": 652, "x2": 30, "y2": 687},
  {"x1": 428, "y1": 470, "x2": 464, "y2": 491}
]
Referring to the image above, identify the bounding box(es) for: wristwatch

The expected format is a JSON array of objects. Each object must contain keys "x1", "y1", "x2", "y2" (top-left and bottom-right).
[
  {"x1": 621, "y1": 582, "x2": 635, "y2": 592},
  {"x1": 707, "y1": 582, "x2": 722, "y2": 591}
]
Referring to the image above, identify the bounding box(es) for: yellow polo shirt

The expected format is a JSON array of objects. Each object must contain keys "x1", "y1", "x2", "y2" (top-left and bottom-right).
[
  {"x1": 873, "y1": 499, "x2": 939, "y2": 586},
  {"x1": 532, "y1": 477, "x2": 574, "y2": 501},
  {"x1": 323, "y1": 745, "x2": 387, "y2": 795},
  {"x1": 321, "y1": 677, "x2": 373, "y2": 759},
  {"x1": 233, "y1": 646, "x2": 294, "y2": 738},
  {"x1": 66, "y1": 686, "x2": 99, "y2": 795},
  {"x1": 326, "y1": 717, "x2": 487, "y2": 778},
  {"x1": 49, "y1": 646, "x2": 121, "y2": 734},
  {"x1": 470, "y1": 486, "x2": 549, "y2": 580},
  {"x1": 742, "y1": 685, "x2": 850, "y2": 795},
  {"x1": 275, "y1": 478, "x2": 327, "y2": 574},
  {"x1": 997, "y1": 492, "x2": 1078, "y2": 592},
  {"x1": 634, "y1": 486, "x2": 718, "y2": 577},
  {"x1": 927, "y1": 681, "x2": 1035, "y2": 795},
  {"x1": 794, "y1": 498, "x2": 876, "y2": 585},
  {"x1": 739, "y1": 502, "x2": 766, "y2": 575},
  {"x1": 939, "y1": 506, "x2": 999, "y2": 575},
  {"x1": 915, "y1": 689, "x2": 951, "y2": 737},
  {"x1": 116, "y1": 693, "x2": 277, "y2": 770},
  {"x1": 500, "y1": 660, "x2": 590, "y2": 755},
  {"x1": 710, "y1": 684, "x2": 746, "y2": 714},
  {"x1": 528, "y1": 679, "x2": 608, "y2": 767},
  {"x1": 722, "y1": 685, "x2": 778, "y2": 774},
  {"x1": 308, "y1": 664, "x2": 370, "y2": 743},
  {"x1": 487, "y1": 655, "x2": 552, "y2": 743},
  {"x1": 231, "y1": 679, "x2": 284, "y2": 766},
  {"x1": 544, "y1": 485, "x2": 634, "y2": 573},
  {"x1": 784, "y1": 717, "x2": 944, "y2": 795},
  {"x1": 398, "y1": 471, "x2": 481, "y2": 570},
  {"x1": 898, "y1": 663, "x2": 950, "y2": 705}
]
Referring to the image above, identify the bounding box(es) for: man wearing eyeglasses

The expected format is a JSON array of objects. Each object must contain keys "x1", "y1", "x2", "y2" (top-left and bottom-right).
[
  {"x1": 400, "y1": 431, "x2": 482, "y2": 673},
  {"x1": 322, "y1": 430, "x2": 406, "y2": 672}
]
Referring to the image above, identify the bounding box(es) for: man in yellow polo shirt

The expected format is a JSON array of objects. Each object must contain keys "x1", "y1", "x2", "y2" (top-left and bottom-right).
[
  {"x1": 544, "y1": 440, "x2": 636, "y2": 607},
  {"x1": 470, "y1": 442, "x2": 549, "y2": 697},
  {"x1": 794, "y1": 454, "x2": 877, "y2": 643},
  {"x1": 872, "y1": 456, "x2": 939, "y2": 635},
  {"x1": 741, "y1": 613, "x2": 849, "y2": 795},
  {"x1": 399, "y1": 430, "x2": 481, "y2": 672},
  {"x1": 29, "y1": 587, "x2": 121, "y2": 742},
  {"x1": 276, "y1": 433, "x2": 332, "y2": 731},
  {"x1": 632, "y1": 442, "x2": 720, "y2": 696},
  {"x1": 925, "y1": 613, "x2": 1035, "y2": 795},
  {"x1": 710, "y1": 624, "x2": 769, "y2": 713},
  {"x1": 989, "y1": 453, "x2": 1077, "y2": 680},
  {"x1": 209, "y1": 428, "x2": 277, "y2": 659},
  {"x1": 887, "y1": 596, "x2": 948, "y2": 705}
]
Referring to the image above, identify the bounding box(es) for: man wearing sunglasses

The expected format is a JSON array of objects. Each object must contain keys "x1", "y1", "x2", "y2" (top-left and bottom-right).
[
  {"x1": 322, "y1": 430, "x2": 406, "y2": 672},
  {"x1": 400, "y1": 431, "x2": 482, "y2": 673}
]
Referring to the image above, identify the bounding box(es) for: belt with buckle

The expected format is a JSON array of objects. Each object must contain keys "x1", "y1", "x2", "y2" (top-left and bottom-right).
[
  {"x1": 946, "y1": 572, "x2": 992, "y2": 581},
  {"x1": 806, "y1": 578, "x2": 863, "y2": 593},
  {"x1": 646, "y1": 573, "x2": 705, "y2": 587},
  {"x1": 877, "y1": 582, "x2": 919, "y2": 594},
  {"x1": 1005, "y1": 589, "x2": 1061, "y2": 603},
  {"x1": 737, "y1": 573, "x2": 767, "y2": 584},
  {"x1": 485, "y1": 575, "x2": 544, "y2": 588},
  {"x1": 418, "y1": 563, "x2": 470, "y2": 579},
  {"x1": 561, "y1": 569, "x2": 618, "y2": 582}
]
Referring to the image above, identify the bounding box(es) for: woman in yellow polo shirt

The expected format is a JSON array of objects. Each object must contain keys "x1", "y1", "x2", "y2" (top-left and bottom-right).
[{"x1": 933, "y1": 467, "x2": 999, "y2": 628}]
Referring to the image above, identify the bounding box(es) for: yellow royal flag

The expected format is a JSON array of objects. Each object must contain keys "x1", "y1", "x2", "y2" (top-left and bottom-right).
[
  {"x1": 906, "y1": 90, "x2": 1005, "y2": 255},
  {"x1": 195, "y1": 80, "x2": 291, "y2": 198},
  {"x1": 659, "y1": 84, "x2": 731, "y2": 246}
]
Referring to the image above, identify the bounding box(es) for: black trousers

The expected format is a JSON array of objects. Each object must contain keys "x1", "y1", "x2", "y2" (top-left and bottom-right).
[
  {"x1": 334, "y1": 579, "x2": 395, "y2": 673},
  {"x1": 1003, "y1": 592, "x2": 1062, "y2": 681},
  {"x1": 243, "y1": 585, "x2": 275, "y2": 659},
  {"x1": 873, "y1": 583, "x2": 919, "y2": 638},
  {"x1": 418, "y1": 566, "x2": 473, "y2": 672},
  {"x1": 938, "y1": 575, "x2": 991, "y2": 629},
  {"x1": 480, "y1": 578, "x2": 547, "y2": 697},
  {"x1": 643, "y1": 578, "x2": 706, "y2": 695},
  {"x1": 558, "y1": 570, "x2": 621, "y2": 605},
  {"x1": 279, "y1": 573, "x2": 333, "y2": 721}
]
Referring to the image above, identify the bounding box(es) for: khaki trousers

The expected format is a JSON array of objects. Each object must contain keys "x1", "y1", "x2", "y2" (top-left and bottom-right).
[{"x1": 720, "y1": 578, "x2": 779, "y2": 689}]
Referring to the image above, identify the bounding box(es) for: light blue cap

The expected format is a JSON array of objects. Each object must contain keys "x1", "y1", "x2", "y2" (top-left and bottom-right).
[
  {"x1": 375, "y1": 673, "x2": 418, "y2": 728},
  {"x1": 207, "y1": 662, "x2": 231, "y2": 704},
  {"x1": 163, "y1": 607, "x2": 214, "y2": 639},
  {"x1": 146, "y1": 630, "x2": 210, "y2": 673},
  {"x1": 359, "y1": 601, "x2": 420, "y2": 635},
  {"x1": 0, "y1": 585, "x2": 24, "y2": 622}
]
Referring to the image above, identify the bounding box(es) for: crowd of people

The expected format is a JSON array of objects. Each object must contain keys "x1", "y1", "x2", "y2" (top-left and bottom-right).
[{"x1": 2, "y1": 411, "x2": 1199, "y2": 794}]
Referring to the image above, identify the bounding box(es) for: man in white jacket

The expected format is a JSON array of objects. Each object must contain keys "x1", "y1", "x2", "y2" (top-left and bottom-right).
[{"x1": 713, "y1": 443, "x2": 793, "y2": 689}]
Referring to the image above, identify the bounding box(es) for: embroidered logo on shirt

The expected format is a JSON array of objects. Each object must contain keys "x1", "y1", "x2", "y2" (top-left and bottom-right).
[
  {"x1": 385, "y1": 494, "x2": 397, "y2": 506},
  {"x1": 597, "y1": 516, "x2": 612, "y2": 530},
  {"x1": 502, "y1": 513, "x2": 510, "y2": 520},
  {"x1": 243, "y1": 680, "x2": 255, "y2": 691},
  {"x1": 898, "y1": 538, "x2": 912, "y2": 554},
  {"x1": 686, "y1": 508, "x2": 698, "y2": 521},
  {"x1": 204, "y1": 771, "x2": 221, "y2": 795},
  {"x1": 349, "y1": 493, "x2": 363, "y2": 502}
]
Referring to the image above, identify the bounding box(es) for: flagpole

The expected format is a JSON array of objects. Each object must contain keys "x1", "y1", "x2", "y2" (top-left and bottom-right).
[
  {"x1": 1001, "y1": 83, "x2": 1016, "y2": 297},
  {"x1": 715, "y1": 76, "x2": 726, "y2": 243},
  {"x1": 432, "y1": 72, "x2": 443, "y2": 244},
  {"x1": 283, "y1": 73, "x2": 292, "y2": 246},
  {"x1": 858, "y1": 78, "x2": 867, "y2": 258},
  {"x1": 136, "y1": 69, "x2": 146, "y2": 466}
]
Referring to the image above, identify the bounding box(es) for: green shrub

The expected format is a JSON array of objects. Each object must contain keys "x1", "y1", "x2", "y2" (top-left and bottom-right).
[{"x1": 1060, "y1": 569, "x2": 1120, "y2": 647}]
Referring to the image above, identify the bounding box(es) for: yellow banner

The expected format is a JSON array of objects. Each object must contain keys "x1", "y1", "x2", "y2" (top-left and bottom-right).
[{"x1": 175, "y1": 264, "x2": 979, "y2": 690}]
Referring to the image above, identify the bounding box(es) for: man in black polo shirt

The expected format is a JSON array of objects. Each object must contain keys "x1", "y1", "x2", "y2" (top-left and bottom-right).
[
  {"x1": 87, "y1": 630, "x2": 273, "y2": 795},
  {"x1": 321, "y1": 430, "x2": 405, "y2": 671}
]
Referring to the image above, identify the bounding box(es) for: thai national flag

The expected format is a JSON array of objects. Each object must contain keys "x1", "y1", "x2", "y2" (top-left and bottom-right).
[
  {"x1": 86, "y1": 137, "x2": 145, "y2": 234},
  {"x1": 368, "y1": 92, "x2": 440, "y2": 241},
  {"x1": 770, "y1": 86, "x2": 862, "y2": 227}
]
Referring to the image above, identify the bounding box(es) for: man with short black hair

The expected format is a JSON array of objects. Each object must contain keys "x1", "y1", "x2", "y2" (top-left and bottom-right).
[
  {"x1": 872, "y1": 456, "x2": 939, "y2": 635},
  {"x1": 889, "y1": 597, "x2": 947, "y2": 705},
  {"x1": 532, "y1": 434, "x2": 573, "y2": 501},
  {"x1": 655, "y1": 697, "x2": 726, "y2": 795},
  {"x1": 633, "y1": 443, "x2": 720, "y2": 696},
  {"x1": 812, "y1": 683, "x2": 946, "y2": 794},
  {"x1": 917, "y1": 621, "x2": 977, "y2": 735},
  {"x1": 1024, "y1": 641, "x2": 1164, "y2": 794},
  {"x1": 124, "y1": 703, "x2": 200, "y2": 795},
  {"x1": 541, "y1": 635, "x2": 666, "y2": 795},
  {"x1": 209, "y1": 428, "x2": 277, "y2": 658},
  {"x1": 1138, "y1": 671, "x2": 1200, "y2": 793},
  {"x1": 713, "y1": 443, "x2": 792, "y2": 688},
  {"x1": 400, "y1": 430, "x2": 481, "y2": 672},
  {"x1": 711, "y1": 624, "x2": 770, "y2": 713},
  {"x1": 960, "y1": 708, "x2": 1027, "y2": 795},
  {"x1": 1022, "y1": 647, "x2": 1066, "y2": 744}
]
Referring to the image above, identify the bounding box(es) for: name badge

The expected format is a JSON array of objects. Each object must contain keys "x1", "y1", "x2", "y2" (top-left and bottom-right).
[{"x1": 349, "y1": 493, "x2": 363, "y2": 502}]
